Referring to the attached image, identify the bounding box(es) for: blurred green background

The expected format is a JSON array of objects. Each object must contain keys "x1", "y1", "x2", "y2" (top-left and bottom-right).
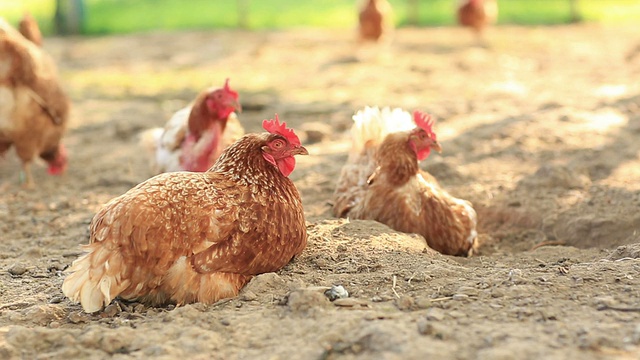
[{"x1": 2, "y1": 0, "x2": 639, "y2": 35}]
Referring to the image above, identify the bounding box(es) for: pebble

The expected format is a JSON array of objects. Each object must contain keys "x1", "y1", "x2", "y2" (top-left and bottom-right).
[
  {"x1": 425, "y1": 308, "x2": 445, "y2": 321},
  {"x1": 7, "y1": 263, "x2": 28, "y2": 276},
  {"x1": 333, "y1": 298, "x2": 370, "y2": 308},
  {"x1": 324, "y1": 285, "x2": 349, "y2": 301},
  {"x1": 452, "y1": 294, "x2": 469, "y2": 301},
  {"x1": 68, "y1": 311, "x2": 89, "y2": 324},
  {"x1": 415, "y1": 297, "x2": 432, "y2": 309},
  {"x1": 395, "y1": 296, "x2": 414, "y2": 311},
  {"x1": 103, "y1": 303, "x2": 120, "y2": 317}
]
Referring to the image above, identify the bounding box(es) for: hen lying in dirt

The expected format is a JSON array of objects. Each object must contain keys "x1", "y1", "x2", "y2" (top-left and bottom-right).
[
  {"x1": 62, "y1": 115, "x2": 308, "y2": 313},
  {"x1": 0, "y1": 17, "x2": 70, "y2": 188},
  {"x1": 140, "y1": 79, "x2": 243, "y2": 173},
  {"x1": 332, "y1": 107, "x2": 477, "y2": 256}
]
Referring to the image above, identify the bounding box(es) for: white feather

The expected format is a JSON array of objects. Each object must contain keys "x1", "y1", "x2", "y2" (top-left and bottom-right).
[{"x1": 350, "y1": 106, "x2": 416, "y2": 156}]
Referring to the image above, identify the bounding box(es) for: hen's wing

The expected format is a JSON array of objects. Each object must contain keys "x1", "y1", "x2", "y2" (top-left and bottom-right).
[
  {"x1": 362, "y1": 173, "x2": 477, "y2": 256},
  {"x1": 332, "y1": 144, "x2": 377, "y2": 218},
  {"x1": 152, "y1": 106, "x2": 190, "y2": 172},
  {"x1": 62, "y1": 171, "x2": 256, "y2": 312}
]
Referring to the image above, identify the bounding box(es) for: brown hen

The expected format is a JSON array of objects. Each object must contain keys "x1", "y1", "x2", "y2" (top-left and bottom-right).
[
  {"x1": 333, "y1": 107, "x2": 477, "y2": 256},
  {"x1": 18, "y1": 13, "x2": 42, "y2": 46},
  {"x1": 358, "y1": 0, "x2": 393, "y2": 43},
  {"x1": 62, "y1": 116, "x2": 308, "y2": 313},
  {"x1": 457, "y1": 0, "x2": 498, "y2": 38},
  {"x1": 0, "y1": 18, "x2": 69, "y2": 188}
]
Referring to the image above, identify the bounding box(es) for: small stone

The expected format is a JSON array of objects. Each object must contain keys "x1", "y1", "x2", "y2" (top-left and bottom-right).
[
  {"x1": 371, "y1": 295, "x2": 383, "y2": 302},
  {"x1": 7, "y1": 263, "x2": 28, "y2": 276},
  {"x1": 415, "y1": 297, "x2": 432, "y2": 309},
  {"x1": 49, "y1": 321, "x2": 61, "y2": 329},
  {"x1": 395, "y1": 296, "x2": 414, "y2": 311},
  {"x1": 220, "y1": 318, "x2": 231, "y2": 326},
  {"x1": 102, "y1": 304, "x2": 120, "y2": 317},
  {"x1": 417, "y1": 319, "x2": 435, "y2": 335},
  {"x1": 452, "y1": 294, "x2": 469, "y2": 301},
  {"x1": 68, "y1": 311, "x2": 89, "y2": 324},
  {"x1": 324, "y1": 285, "x2": 349, "y2": 301},
  {"x1": 425, "y1": 308, "x2": 445, "y2": 321},
  {"x1": 332, "y1": 298, "x2": 369, "y2": 308}
]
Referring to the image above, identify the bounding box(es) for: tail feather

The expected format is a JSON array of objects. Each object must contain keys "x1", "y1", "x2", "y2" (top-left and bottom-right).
[
  {"x1": 62, "y1": 245, "x2": 130, "y2": 313},
  {"x1": 138, "y1": 127, "x2": 163, "y2": 156},
  {"x1": 350, "y1": 106, "x2": 416, "y2": 155}
]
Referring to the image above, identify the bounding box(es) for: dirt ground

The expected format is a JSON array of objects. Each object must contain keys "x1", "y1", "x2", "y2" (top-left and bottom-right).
[{"x1": 1, "y1": 24, "x2": 640, "y2": 359}]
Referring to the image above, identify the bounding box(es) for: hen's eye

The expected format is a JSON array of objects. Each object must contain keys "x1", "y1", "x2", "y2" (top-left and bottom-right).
[{"x1": 272, "y1": 140, "x2": 285, "y2": 148}]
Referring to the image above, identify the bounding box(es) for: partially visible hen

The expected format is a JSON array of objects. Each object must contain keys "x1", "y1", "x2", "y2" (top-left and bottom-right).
[
  {"x1": 357, "y1": 0, "x2": 393, "y2": 43},
  {"x1": 18, "y1": 13, "x2": 42, "y2": 46},
  {"x1": 457, "y1": 0, "x2": 498, "y2": 39},
  {"x1": 333, "y1": 107, "x2": 477, "y2": 256},
  {"x1": 0, "y1": 18, "x2": 69, "y2": 188},
  {"x1": 62, "y1": 115, "x2": 308, "y2": 313},
  {"x1": 140, "y1": 79, "x2": 242, "y2": 174}
]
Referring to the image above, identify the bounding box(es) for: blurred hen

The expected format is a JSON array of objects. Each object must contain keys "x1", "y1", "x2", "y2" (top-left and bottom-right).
[
  {"x1": 358, "y1": 0, "x2": 393, "y2": 43},
  {"x1": 140, "y1": 79, "x2": 243, "y2": 173},
  {"x1": 0, "y1": 18, "x2": 69, "y2": 188},
  {"x1": 333, "y1": 107, "x2": 477, "y2": 256},
  {"x1": 457, "y1": 0, "x2": 498, "y2": 39},
  {"x1": 18, "y1": 13, "x2": 42, "y2": 46},
  {"x1": 63, "y1": 116, "x2": 308, "y2": 313}
]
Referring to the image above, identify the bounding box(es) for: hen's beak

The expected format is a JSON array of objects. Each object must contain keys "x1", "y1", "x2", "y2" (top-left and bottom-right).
[
  {"x1": 292, "y1": 146, "x2": 309, "y2": 156},
  {"x1": 229, "y1": 99, "x2": 242, "y2": 113},
  {"x1": 431, "y1": 141, "x2": 442, "y2": 153}
]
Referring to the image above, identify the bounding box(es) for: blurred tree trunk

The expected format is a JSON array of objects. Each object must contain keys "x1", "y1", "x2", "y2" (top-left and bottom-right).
[
  {"x1": 569, "y1": 0, "x2": 582, "y2": 23},
  {"x1": 54, "y1": 0, "x2": 85, "y2": 35},
  {"x1": 407, "y1": 0, "x2": 419, "y2": 26},
  {"x1": 238, "y1": 0, "x2": 249, "y2": 29}
]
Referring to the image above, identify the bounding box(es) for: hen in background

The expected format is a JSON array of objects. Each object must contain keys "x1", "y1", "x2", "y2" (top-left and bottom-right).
[
  {"x1": 332, "y1": 107, "x2": 477, "y2": 256},
  {"x1": 62, "y1": 115, "x2": 309, "y2": 313},
  {"x1": 457, "y1": 0, "x2": 498, "y2": 41},
  {"x1": 0, "y1": 18, "x2": 70, "y2": 188},
  {"x1": 357, "y1": 0, "x2": 393, "y2": 43},
  {"x1": 18, "y1": 13, "x2": 42, "y2": 46},
  {"x1": 140, "y1": 79, "x2": 242, "y2": 174}
]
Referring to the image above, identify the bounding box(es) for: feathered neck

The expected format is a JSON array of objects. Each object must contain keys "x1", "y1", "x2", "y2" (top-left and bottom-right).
[
  {"x1": 375, "y1": 132, "x2": 420, "y2": 186},
  {"x1": 210, "y1": 133, "x2": 291, "y2": 189},
  {"x1": 188, "y1": 92, "x2": 228, "y2": 138}
]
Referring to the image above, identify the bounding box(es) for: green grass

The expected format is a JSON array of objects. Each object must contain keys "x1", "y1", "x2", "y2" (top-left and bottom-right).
[{"x1": 3, "y1": 0, "x2": 640, "y2": 35}]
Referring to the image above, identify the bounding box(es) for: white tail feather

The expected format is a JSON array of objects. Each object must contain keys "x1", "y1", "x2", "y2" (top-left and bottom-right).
[
  {"x1": 138, "y1": 127, "x2": 163, "y2": 157},
  {"x1": 61, "y1": 247, "x2": 128, "y2": 313},
  {"x1": 350, "y1": 106, "x2": 416, "y2": 155}
]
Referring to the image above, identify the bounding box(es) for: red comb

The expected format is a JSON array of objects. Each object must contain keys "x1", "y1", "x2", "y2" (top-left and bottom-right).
[
  {"x1": 222, "y1": 78, "x2": 238, "y2": 98},
  {"x1": 262, "y1": 114, "x2": 301, "y2": 146},
  {"x1": 413, "y1": 111, "x2": 436, "y2": 138}
]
